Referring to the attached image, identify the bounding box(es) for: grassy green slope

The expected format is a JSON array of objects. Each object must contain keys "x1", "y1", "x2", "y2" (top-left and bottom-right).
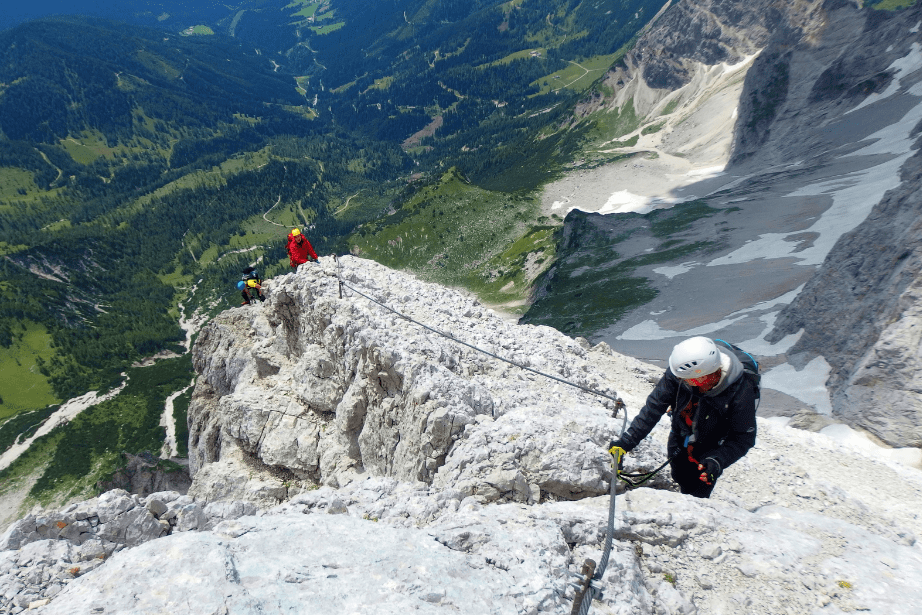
[
  {"x1": 0, "y1": 16, "x2": 411, "y2": 395},
  {"x1": 872, "y1": 0, "x2": 919, "y2": 9},
  {"x1": 349, "y1": 169, "x2": 558, "y2": 311},
  {"x1": 302, "y1": 0, "x2": 669, "y2": 181},
  {"x1": 0, "y1": 17, "x2": 411, "y2": 499},
  {"x1": 0, "y1": 355, "x2": 193, "y2": 511},
  {"x1": 0, "y1": 322, "x2": 59, "y2": 421}
]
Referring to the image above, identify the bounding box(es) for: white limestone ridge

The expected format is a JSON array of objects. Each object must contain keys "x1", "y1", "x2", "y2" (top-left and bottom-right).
[{"x1": 4, "y1": 256, "x2": 922, "y2": 614}]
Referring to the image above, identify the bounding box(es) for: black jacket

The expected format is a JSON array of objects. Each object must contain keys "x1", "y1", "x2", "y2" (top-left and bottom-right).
[{"x1": 619, "y1": 356, "x2": 758, "y2": 473}]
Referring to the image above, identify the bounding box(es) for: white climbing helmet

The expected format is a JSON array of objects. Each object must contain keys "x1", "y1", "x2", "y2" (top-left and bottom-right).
[{"x1": 669, "y1": 336, "x2": 721, "y2": 378}]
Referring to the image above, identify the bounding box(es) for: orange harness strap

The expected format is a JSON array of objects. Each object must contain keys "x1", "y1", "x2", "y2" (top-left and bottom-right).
[{"x1": 679, "y1": 403, "x2": 702, "y2": 465}]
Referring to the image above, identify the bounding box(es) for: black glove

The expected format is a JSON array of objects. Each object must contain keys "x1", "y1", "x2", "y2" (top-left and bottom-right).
[{"x1": 698, "y1": 458, "x2": 722, "y2": 485}]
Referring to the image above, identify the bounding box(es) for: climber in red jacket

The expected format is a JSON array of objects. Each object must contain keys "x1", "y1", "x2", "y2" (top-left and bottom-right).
[{"x1": 286, "y1": 228, "x2": 318, "y2": 268}]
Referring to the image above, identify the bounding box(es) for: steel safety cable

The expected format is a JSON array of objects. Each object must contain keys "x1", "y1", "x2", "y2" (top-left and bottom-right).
[
  {"x1": 332, "y1": 257, "x2": 627, "y2": 615},
  {"x1": 333, "y1": 256, "x2": 626, "y2": 408},
  {"x1": 571, "y1": 413, "x2": 625, "y2": 615}
]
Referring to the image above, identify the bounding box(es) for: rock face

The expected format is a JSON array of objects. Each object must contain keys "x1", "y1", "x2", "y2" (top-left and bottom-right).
[
  {"x1": 756, "y1": 3, "x2": 922, "y2": 446},
  {"x1": 768, "y1": 145, "x2": 922, "y2": 446},
  {"x1": 186, "y1": 256, "x2": 646, "y2": 508},
  {"x1": 729, "y1": 0, "x2": 921, "y2": 165},
  {"x1": 94, "y1": 452, "x2": 191, "y2": 496},
  {"x1": 3, "y1": 258, "x2": 922, "y2": 614},
  {"x1": 0, "y1": 488, "x2": 257, "y2": 613},
  {"x1": 576, "y1": 0, "x2": 828, "y2": 120},
  {"x1": 9, "y1": 419, "x2": 922, "y2": 615}
]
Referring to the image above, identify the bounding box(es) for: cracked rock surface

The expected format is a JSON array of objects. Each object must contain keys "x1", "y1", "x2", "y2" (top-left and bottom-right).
[{"x1": 4, "y1": 257, "x2": 921, "y2": 614}]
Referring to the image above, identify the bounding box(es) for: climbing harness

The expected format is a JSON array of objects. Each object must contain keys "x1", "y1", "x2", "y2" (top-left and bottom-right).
[{"x1": 329, "y1": 256, "x2": 632, "y2": 615}]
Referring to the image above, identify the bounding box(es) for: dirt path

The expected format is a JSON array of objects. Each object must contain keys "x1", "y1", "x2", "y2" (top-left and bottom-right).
[
  {"x1": 35, "y1": 149, "x2": 62, "y2": 186},
  {"x1": 334, "y1": 191, "x2": 362, "y2": 215},
  {"x1": 262, "y1": 194, "x2": 285, "y2": 226},
  {"x1": 553, "y1": 60, "x2": 592, "y2": 92}
]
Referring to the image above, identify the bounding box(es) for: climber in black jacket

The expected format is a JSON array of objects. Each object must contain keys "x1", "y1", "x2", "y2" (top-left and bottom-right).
[{"x1": 610, "y1": 336, "x2": 758, "y2": 498}]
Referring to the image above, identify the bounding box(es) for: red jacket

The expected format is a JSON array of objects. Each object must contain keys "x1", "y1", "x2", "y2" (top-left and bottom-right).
[{"x1": 286, "y1": 233, "x2": 318, "y2": 267}]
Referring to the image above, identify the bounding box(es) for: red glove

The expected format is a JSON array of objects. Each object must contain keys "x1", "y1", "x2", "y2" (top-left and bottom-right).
[{"x1": 697, "y1": 458, "x2": 721, "y2": 485}]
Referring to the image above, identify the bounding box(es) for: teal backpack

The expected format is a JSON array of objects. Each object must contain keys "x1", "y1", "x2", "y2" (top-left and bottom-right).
[{"x1": 714, "y1": 339, "x2": 761, "y2": 402}]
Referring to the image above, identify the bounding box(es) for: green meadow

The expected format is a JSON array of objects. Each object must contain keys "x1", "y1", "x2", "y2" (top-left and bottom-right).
[
  {"x1": 872, "y1": 0, "x2": 918, "y2": 9},
  {"x1": 0, "y1": 322, "x2": 59, "y2": 422},
  {"x1": 0, "y1": 355, "x2": 194, "y2": 508},
  {"x1": 348, "y1": 169, "x2": 556, "y2": 311},
  {"x1": 532, "y1": 53, "x2": 621, "y2": 96}
]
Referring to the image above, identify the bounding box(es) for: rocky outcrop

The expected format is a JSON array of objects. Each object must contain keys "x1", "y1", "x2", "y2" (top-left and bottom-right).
[
  {"x1": 3, "y1": 257, "x2": 922, "y2": 614},
  {"x1": 94, "y1": 452, "x2": 191, "y2": 496},
  {"x1": 747, "y1": 2, "x2": 922, "y2": 446},
  {"x1": 729, "y1": 0, "x2": 918, "y2": 164},
  {"x1": 186, "y1": 256, "x2": 651, "y2": 508},
  {"x1": 0, "y1": 488, "x2": 257, "y2": 612},
  {"x1": 575, "y1": 0, "x2": 829, "y2": 121},
  {"x1": 12, "y1": 416, "x2": 922, "y2": 614}
]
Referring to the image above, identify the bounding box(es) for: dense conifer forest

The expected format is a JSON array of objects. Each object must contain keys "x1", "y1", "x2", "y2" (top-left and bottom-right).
[{"x1": 0, "y1": 0, "x2": 669, "y2": 506}]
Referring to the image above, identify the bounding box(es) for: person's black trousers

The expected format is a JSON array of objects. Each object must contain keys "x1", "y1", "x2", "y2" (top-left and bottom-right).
[{"x1": 669, "y1": 454, "x2": 717, "y2": 498}]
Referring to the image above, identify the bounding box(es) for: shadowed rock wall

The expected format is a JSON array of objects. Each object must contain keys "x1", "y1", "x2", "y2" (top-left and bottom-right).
[{"x1": 769, "y1": 144, "x2": 922, "y2": 446}]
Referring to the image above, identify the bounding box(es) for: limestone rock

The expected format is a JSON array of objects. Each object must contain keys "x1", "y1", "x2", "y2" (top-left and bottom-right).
[
  {"x1": 186, "y1": 257, "x2": 631, "y2": 506},
  {"x1": 95, "y1": 452, "x2": 191, "y2": 497},
  {"x1": 5, "y1": 228, "x2": 922, "y2": 615},
  {"x1": 33, "y1": 514, "x2": 544, "y2": 615},
  {"x1": 766, "y1": 68, "x2": 922, "y2": 446}
]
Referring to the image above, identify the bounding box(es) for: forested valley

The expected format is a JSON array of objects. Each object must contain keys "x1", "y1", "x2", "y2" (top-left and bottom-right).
[{"x1": 0, "y1": 0, "x2": 667, "y2": 509}]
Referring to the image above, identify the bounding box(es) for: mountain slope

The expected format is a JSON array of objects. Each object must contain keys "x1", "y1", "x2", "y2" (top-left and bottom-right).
[
  {"x1": 0, "y1": 16, "x2": 305, "y2": 144},
  {"x1": 0, "y1": 15, "x2": 417, "y2": 514},
  {"x1": 765, "y1": 102, "x2": 922, "y2": 447},
  {"x1": 5, "y1": 0, "x2": 922, "y2": 540},
  {"x1": 2, "y1": 257, "x2": 920, "y2": 615},
  {"x1": 0, "y1": 16, "x2": 409, "y2": 396},
  {"x1": 0, "y1": 0, "x2": 674, "y2": 439},
  {"x1": 519, "y1": 0, "x2": 922, "y2": 446}
]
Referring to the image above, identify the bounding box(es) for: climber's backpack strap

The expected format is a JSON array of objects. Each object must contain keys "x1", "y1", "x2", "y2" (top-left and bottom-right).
[{"x1": 714, "y1": 339, "x2": 760, "y2": 400}]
